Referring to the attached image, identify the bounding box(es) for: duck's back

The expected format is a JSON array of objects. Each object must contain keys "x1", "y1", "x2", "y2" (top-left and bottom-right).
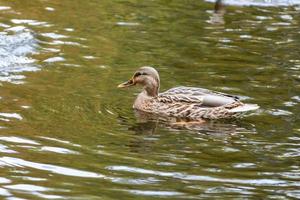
[{"x1": 158, "y1": 86, "x2": 239, "y2": 107}]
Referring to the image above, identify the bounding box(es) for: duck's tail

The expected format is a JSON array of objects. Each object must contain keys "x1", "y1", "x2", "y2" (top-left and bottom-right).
[{"x1": 229, "y1": 104, "x2": 259, "y2": 113}]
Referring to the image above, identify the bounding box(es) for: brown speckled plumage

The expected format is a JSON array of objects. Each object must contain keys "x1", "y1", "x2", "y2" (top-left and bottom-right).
[{"x1": 118, "y1": 67, "x2": 259, "y2": 121}]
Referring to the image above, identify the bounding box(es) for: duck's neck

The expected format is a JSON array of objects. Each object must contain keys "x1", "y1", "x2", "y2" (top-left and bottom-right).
[
  {"x1": 133, "y1": 78, "x2": 160, "y2": 109},
  {"x1": 133, "y1": 81, "x2": 159, "y2": 109},
  {"x1": 144, "y1": 86, "x2": 158, "y2": 97},
  {"x1": 144, "y1": 80, "x2": 159, "y2": 97}
]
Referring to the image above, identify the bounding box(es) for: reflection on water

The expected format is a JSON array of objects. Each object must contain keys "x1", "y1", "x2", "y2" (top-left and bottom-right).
[
  {"x1": 208, "y1": 0, "x2": 226, "y2": 24},
  {"x1": 0, "y1": 31, "x2": 38, "y2": 84},
  {"x1": 0, "y1": 0, "x2": 299, "y2": 199},
  {"x1": 132, "y1": 109, "x2": 255, "y2": 135},
  {"x1": 0, "y1": 156, "x2": 104, "y2": 178},
  {"x1": 206, "y1": 0, "x2": 300, "y2": 6}
]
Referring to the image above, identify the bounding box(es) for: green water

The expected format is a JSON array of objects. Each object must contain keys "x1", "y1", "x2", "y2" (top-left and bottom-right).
[{"x1": 0, "y1": 0, "x2": 299, "y2": 199}]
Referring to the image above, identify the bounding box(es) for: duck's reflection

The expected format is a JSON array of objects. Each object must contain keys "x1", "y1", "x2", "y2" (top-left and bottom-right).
[
  {"x1": 124, "y1": 110, "x2": 256, "y2": 154},
  {"x1": 129, "y1": 109, "x2": 256, "y2": 135}
]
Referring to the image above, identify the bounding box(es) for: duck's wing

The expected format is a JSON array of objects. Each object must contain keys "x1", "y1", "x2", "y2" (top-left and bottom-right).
[{"x1": 158, "y1": 86, "x2": 240, "y2": 107}]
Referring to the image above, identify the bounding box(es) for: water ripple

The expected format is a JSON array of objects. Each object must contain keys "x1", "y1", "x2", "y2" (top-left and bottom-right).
[
  {"x1": 0, "y1": 6, "x2": 10, "y2": 11},
  {"x1": 205, "y1": 186, "x2": 255, "y2": 195},
  {"x1": 0, "y1": 113, "x2": 22, "y2": 120},
  {"x1": 206, "y1": 0, "x2": 300, "y2": 7},
  {"x1": 126, "y1": 189, "x2": 184, "y2": 196},
  {"x1": 43, "y1": 57, "x2": 65, "y2": 63},
  {"x1": 0, "y1": 157, "x2": 104, "y2": 178},
  {"x1": 0, "y1": 136, "x2": 39, "y2": 145},
  {"x1": 107, "y1": 166, "x2": 300, "y2": 187},
  {"x1": 11, "y1": 19, "x2": 49, "y2": 27},
  {"x1": 4, "y1": 184, "x2": 63, "y2": 199},
  {"x1": 0, "y1": 188, "x2": 11, "y2": 197},
  {"x1": 41, "y1": 32, "x2": 68, "y2": 39},
  {"x1": 0, "y1": 144, "x2": 17, "y2": 154},
  {"x1": 4, "y1": 184, "x2": 50, "y2": 192},
  {"x1": 116, "y1": 22, "x2": 140, "y2": 26},
  {"x1": 0, "y1": 31, "x2": 38, "y2": 83},
  {"x1": 40, "y1": 146, "x2": 79, "y2": 155},
  {"x1": 0, "y1": 177, "x2": 11, "y2": 184},
  {"x1": 38, "y1": 136, "x2": 81, "y2": 147},
  {"x1": 42, "y1": 7, "x2": 53, "y2": 11}
]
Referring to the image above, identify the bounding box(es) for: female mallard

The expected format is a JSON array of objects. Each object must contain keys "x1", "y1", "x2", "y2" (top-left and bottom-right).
[{"x1": 118, "y1": 66, "x2": 259, "y2": 121}]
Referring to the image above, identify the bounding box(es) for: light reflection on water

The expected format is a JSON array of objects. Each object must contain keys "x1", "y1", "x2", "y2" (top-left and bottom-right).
[
  {"x1": 106, "y1": 165, "x2": 300, "y2": 187},
  {"x1": 0, "y1": 31, "x2": 38, "y2": 84},
  {"x1": 206, "y1": 0, "x2": 300, "y2": 6},
  {"x1": 0, "y1": 0, "x2": 299, "y2": 199},
  {"x1": 0, "y1": 157, "x2": 104, "y2": 178}
]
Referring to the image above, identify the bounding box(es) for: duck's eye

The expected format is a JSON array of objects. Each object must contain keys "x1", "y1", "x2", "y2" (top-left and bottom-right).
[
  {"x1": 134, "y1": 72, "x2": 148, "y2": 77},
  {"x1": 134, "y1": 72, "x2": 141, "y2": 77}
]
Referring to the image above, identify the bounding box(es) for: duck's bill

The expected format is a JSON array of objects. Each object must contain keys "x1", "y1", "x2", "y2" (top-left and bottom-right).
[{"x1": 118, "y1": 79, "x2": 135, "y2": 88}]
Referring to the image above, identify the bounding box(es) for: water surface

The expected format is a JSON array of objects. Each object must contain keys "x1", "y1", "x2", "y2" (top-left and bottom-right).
[{"x1": 0, "y1": 0, "x2": 299, "y2": 199}]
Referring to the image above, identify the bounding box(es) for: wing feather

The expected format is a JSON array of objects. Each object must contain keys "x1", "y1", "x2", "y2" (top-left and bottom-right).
[{"x1": 158, "y1": 86, "x2": 239, "y2": 107}]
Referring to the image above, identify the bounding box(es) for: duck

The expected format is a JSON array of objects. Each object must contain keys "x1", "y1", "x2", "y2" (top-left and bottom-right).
[{"x1": 118, "y1": 66, "x2": 259, "y2": 121}]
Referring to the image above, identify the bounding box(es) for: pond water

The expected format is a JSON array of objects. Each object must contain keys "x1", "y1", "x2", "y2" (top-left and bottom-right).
[{"x1": 0, "y1": 0, "x2": 299, "y2": 199}]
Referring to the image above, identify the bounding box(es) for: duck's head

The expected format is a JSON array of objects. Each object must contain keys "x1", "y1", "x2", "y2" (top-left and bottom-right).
[{"x1": 118, "y1": 66, "x2": 160, "y2": 97}]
